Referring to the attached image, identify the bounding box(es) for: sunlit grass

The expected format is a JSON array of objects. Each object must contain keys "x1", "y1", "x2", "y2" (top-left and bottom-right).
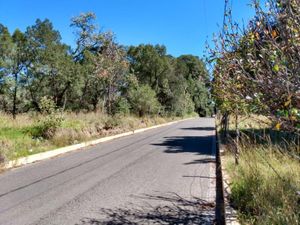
[
  {"x1": 225, "y1": 146, "x2": 300, "y2": 224},
  {"x1": 0, "y1": 112, "x2": 195, "y2": 162},
  {"x1": 221, "y1": 114, "x2": 300, "y2": 224}
]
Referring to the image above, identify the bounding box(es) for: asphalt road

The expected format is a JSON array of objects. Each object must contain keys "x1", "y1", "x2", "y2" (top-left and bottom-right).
[{"x1": 0, "y1": 118, "x2": 217, "y2": 225}]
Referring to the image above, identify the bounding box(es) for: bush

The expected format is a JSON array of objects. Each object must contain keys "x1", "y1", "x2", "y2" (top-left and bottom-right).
[
  {"x1": 103, "y1": 116, "x2": 121, "y2": 130},
  {"x1": 29, "y1": 96, "x2": 64, "y2": 139},
  {"x1": 129, "y1": 85, "x2": 161, "y2": 117},
  {"x1": 36, "y1": 114, "x2": 64, "y2": 138},
  {"x1": 113, "y1": 97, "x2": 131, "y2": 115},
  {"x1": 170, "y1": 92, "x2": 195, "y2": 117},
  {"x1": 39, "y1": 96, "x2": 56, "y2": 114}
]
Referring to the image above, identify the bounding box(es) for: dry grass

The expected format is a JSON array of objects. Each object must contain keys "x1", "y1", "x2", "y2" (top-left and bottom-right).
[
  {"x1": 220, "y1": 114, "x2": 300, "y2": 225},
  {"x1": 225, "y1": 145, "x2": 300, "y2": 224},
  {"x1": 0, "y1": 112, "x2": 194, "y2": 163}
]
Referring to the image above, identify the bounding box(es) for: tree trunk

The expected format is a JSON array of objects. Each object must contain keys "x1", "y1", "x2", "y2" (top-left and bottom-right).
[
  {"x1": 235, "y1": 112, "x2": 240, "y2": 165},
  {"x1": 62, "y1": 93, "x2": 67, "y2": 112},
  {"x1": 79, "y1": 79, "x2": 89, "y2": 110},
  {"x1": 92, "y1": 94, "x2": 99, "y2": 112},
  {"x1": 107, "y1": 81, "x2": 112, "y2": 115},
  {"x1": 12, "y1": 73, "x2": 18, "y2": 119},
  {"x1": 221, "y1": 112, "x2": 229, "y2": 139},
  {"x1": 56, "y1": 82, "x2": 71, "y2": 107}
]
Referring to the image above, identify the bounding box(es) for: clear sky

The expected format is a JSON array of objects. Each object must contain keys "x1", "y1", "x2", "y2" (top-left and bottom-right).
[{"x1": 0, "y1": 0, "x2": 257, "y2": 57}]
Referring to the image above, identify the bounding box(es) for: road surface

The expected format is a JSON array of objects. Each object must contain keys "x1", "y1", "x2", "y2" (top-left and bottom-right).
[{"x1": 0, "y1": 118, "x2": 216, "y2": 225}]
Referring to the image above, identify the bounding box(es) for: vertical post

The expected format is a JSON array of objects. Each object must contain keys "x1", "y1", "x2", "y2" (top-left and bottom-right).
[
  {"x1": 235, "y1": 111, "x2": 239, "y2": 165},
  {"x1": 107, "y1": 80, "x2": 112, "y2": 115},
  {"x1": 12, "y1": 73, "x2": 18, "y2": 119},
  {"x1": 222, "y1": 112, "x2": 229, "y2": 140}
]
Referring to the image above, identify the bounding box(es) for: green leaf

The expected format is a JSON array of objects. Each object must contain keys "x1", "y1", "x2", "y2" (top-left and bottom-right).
[{"x1": 273, "y1": 64, "x2": 280, "y2": 72}]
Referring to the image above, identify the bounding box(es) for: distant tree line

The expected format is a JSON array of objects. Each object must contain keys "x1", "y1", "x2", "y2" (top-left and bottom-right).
[{"x1": 0, "y1": 12, "x2": 212, "y2": 118}]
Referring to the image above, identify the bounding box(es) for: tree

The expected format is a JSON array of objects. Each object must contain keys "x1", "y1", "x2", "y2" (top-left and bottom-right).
[
  {"x1": 176, "y1": 55, "x2": 212, "y2": 116},
  {"x1": 93, "y1": 32, "x2": 129, "y2": 114},
  {"x1": 11, "y1": 29, "x2": 28, "y2": 118},
  {"x1": 127, "y1": 44, "x2": 172, "y2": 104},
  {"x1": 177, "y1": 55, "x2": 210, "y2": 84},
  {"x1": 71, "y1": 12, "x2": 97, "y2": 61},
  {"x1": 0, "y1": 25, "x2": 28, "y2": 118},
  {"x1": 70, "y1": 12, "x2": 99, "y2": 110},
  {"x1": 25, "y1": 19, "x2": 78, "y2": 111},
  {"x1": 71, "y1": 13, "x2": 129, "y2": 113},
  {"x1": 0, "y1": 24, "x2": 13, "y2": 111}
]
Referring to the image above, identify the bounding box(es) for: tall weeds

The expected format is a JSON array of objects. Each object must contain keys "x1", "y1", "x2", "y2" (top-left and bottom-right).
[
  {"x1": 223, "y1": 119, "x2": 300, "y2": 225},
  {"x1": 0, "y1": 112, "x2": 193, "y2": 163}
]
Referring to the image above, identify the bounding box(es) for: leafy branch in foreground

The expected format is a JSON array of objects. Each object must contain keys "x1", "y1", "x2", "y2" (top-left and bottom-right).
[{"x1": 210, "y1": 0, "x2": 300, "y2": 133}]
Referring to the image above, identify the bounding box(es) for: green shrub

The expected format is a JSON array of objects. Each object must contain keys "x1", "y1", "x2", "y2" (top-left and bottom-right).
[
  {"x1": 28, "y1": 96, "x2": 64, "y2": 139},
  {"x1": 129, "y1": 85, "x2": 161, "y2": 117},
  {"x1": 168, "y1": 92, "x2": 197, "y2": 117},
  {"x1": 39, "y1": 96, "x2": 56, "y2": 115},
  {"x1": 113, "y1": 97, "x2": 131, "y2": 115},
  {"x1": 103, "y1": 116, "x2": 121, "y2": 130},
  {"x1": 37, "y1": 114, "x2": 64, "y2": 138}
]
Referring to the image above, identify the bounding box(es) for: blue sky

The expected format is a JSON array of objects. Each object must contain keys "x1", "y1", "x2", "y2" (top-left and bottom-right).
[{"x1": 0, "y1": 0, "x2": 257, "y2": 57}]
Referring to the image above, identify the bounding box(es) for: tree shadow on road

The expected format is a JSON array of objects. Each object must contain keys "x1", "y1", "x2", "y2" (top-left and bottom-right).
[
  {"x1": 184, "y1": 158, "x2": 216, "y2": 165},
  {"x1": 152, "y1": 135, "x2": 215, "y2": 166},
  {"x1": 76, "y1": 192, "x2": 215, "y2": 225},
  {"x1": 181, "y1": 127, "x2": 215, "y2": 131}
]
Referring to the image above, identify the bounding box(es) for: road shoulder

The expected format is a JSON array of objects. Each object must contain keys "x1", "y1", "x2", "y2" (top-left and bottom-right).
[{"x1": 3, "y1": 117, "x2": 195, "y2": 170}]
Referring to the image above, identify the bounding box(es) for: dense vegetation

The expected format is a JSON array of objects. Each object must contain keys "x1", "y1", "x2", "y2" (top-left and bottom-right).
[
  {"x1": 0, "y1": 12, "x2": 212, "y2": 118},
  {"x1": 211, "y1": 0, "x2": 300, "y2": 224}
]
